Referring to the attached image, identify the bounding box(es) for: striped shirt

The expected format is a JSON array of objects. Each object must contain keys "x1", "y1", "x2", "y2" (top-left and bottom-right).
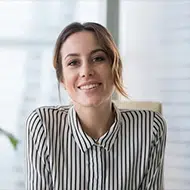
[{"x1": 26, "y1": 103, "x2": 167, "y2": 190}]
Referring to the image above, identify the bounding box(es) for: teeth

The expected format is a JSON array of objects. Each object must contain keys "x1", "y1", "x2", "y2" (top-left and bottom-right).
[{"x1": 80, "y1": 83, "x2": 99, "y2": 90}]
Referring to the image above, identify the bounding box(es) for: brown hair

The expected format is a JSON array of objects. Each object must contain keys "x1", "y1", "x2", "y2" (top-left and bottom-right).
[{"x1": 53, "y1": 22, "x2": 127, "y2": 98}]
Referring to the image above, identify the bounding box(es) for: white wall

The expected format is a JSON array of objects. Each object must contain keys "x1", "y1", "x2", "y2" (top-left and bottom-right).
[{"x1": 120, "y1": 1, "x2": 190, "y2": 189}]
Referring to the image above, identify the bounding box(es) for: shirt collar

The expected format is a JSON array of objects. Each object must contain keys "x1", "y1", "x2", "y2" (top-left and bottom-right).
[{"x1": 68, "y1": 102, "x2": 121, "y2": 152}]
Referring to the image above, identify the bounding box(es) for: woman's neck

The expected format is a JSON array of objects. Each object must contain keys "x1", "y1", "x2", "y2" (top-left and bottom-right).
[{"x1": 73, "y1": 101, "x2": 115, "y2": 139}]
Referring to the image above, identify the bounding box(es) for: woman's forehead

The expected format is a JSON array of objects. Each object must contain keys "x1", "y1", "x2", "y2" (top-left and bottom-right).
[{"x1": 60, "y1": 31, "x2": 103, "y2": 57}]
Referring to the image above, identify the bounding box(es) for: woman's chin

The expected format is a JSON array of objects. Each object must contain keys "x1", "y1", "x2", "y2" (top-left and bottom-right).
[
  {"x1": 74, "y1": 96, "x2": 112, "y2": 108},
  {"x1": 81, "y1": 101, "x2": 101, "y2": 107},
  {"x1": 73, "y1": 98, "x2": 103, "y2": 108}
]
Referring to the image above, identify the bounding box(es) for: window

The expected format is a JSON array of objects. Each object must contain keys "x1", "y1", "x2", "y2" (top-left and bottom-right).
[
  {"x1": 0, "y1": 1, "x2": 106, "y2": 189},
  {"x1": 120, "y1": 1, "x2": 190, "y2": 189}
]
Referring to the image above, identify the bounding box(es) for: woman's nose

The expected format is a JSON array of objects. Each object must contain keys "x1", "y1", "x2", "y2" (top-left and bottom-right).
[{"x1": 80, "y1": 61, "x2": 94, "y2": 78}]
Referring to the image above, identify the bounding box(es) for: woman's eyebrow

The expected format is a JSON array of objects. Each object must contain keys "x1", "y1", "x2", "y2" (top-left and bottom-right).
[
  {"x1": 64, "y1": 53, "x2": 79, "y2": 60},
  {"x1": 90, "y1": 48, "x2": 105, "y2": 55},
  {"x1": 64, "y1": 48, "x2": 105, "y2": 60}
]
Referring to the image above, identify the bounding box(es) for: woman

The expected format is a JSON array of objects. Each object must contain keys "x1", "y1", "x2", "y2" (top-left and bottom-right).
[{"x1": 26, "y1": 22, "x2": 167, "y2": 190}]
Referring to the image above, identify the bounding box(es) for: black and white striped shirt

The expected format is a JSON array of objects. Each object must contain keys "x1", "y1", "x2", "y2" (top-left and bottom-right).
[{"x1": 26, "y1": 103, "x2": 167, "y2": 190}]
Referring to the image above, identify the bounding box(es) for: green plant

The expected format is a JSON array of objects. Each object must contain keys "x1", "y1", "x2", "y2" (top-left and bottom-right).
[{"x1": 0, "y1": 127, "x2": 19, "y2": 149}]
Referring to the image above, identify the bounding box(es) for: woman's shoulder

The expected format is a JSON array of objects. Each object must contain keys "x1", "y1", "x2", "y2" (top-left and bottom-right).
[
  {"x1": 119, "y1": 109, "x2": 167, "y2": 135},
  {"x1": 119, "y1": 108, "x2": 158, "y2": 118},
  {"x1": 27, "y1": 105, "x2": 72, "y2": 122},
  {"x1": 36, "y1": 104, "x2": 71, "y2": 113},
  {"x1": 119, "y1": 109, "x2": 166, "y2": 126},
  {"x1": 26, "y1": 105, "x2": 73, "y2": 135}
]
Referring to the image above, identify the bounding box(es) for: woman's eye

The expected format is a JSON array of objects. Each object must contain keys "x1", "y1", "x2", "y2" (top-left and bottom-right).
[
  {"x1": 92, "y1": 56, "x2": 105, "y2": 62},
  {"x1": 68, "y1": 60, "x2": 78, "y2": 66}
]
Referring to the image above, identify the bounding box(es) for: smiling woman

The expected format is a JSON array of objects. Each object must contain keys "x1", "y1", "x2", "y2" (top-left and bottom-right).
[
  {"x1": 53, "y1": 22, "x2": 127, "y2": 99},
  {"x1": 61, "y1": 31, "x2": 114, "y2": 108},
  {"x1": 26, "y1": 22, "x2": 167, "y2": 190}
]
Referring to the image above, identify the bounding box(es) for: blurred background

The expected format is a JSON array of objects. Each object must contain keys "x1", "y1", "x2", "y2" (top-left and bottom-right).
[{"x1": 0, "y1": 0, "x2": 190, "y2": 189}]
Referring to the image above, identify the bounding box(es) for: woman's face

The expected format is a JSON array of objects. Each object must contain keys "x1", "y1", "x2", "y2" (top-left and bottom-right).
[{"x1": 60, "y1": 31, "x2": 115, "y2": 107}]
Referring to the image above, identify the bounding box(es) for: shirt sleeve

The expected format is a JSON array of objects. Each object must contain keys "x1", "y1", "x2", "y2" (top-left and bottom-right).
[
  {"x1": 26, "y1": 109, "x2": 52, "y2": 190},
  {"x1": 139, "y1": 112, "x2": 167, "y2": 190}
]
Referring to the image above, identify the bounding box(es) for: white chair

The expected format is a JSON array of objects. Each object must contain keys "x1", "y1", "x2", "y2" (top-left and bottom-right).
[{"x1": 113, "y1": 100, "x2": 162, "y2": 114}]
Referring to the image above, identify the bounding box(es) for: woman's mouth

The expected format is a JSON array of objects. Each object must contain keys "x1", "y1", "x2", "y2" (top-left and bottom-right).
[{"x1": 79, "y1": 83, "x2": 101, "y2": 90}]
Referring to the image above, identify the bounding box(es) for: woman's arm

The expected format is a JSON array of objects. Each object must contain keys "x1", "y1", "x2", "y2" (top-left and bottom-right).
[
  {"x1": 26, "y1": 110, "x2": 52, "y2": 190},
  {"x1": 139, "y1": 112, "x2": 167, "y2": 190}
]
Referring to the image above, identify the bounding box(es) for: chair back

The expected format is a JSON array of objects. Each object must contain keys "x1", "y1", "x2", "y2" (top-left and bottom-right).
[{"x1": 113, "y1": 100, "x2": 162, "y2": 114}]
